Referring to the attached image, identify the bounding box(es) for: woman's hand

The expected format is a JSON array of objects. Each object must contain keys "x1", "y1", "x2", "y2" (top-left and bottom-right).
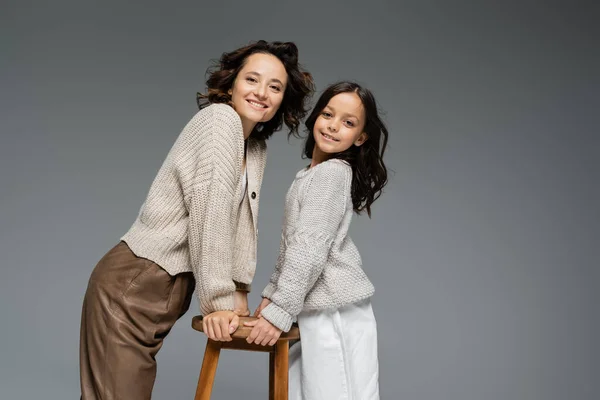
[
  {"x1": 253, "y1": 297, "x2": 272, "y2": 318},
  {"x1": 244, "y1": 316, "x2": 282, "y2": 346},
  {"x1": 202, "y1": 310, "x2": 239, "y2": 341},
  {"x1": 233, "y1": 290, "x2": 250, "y2": 317}
]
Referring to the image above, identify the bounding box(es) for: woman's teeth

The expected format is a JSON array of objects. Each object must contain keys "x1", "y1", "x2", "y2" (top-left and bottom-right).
[{"x1": 248, "y1": 100, "x2": 267, "y2": 108}]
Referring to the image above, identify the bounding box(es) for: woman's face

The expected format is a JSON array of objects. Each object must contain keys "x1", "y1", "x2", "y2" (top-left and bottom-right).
[{"x1": 230, "y1": 53, "x2": 288, "y2": 131}]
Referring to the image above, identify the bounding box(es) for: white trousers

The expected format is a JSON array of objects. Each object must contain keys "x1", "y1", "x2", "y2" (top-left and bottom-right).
[{"x1": 288, "y1": 299, "x2": 380, "y2": 400}]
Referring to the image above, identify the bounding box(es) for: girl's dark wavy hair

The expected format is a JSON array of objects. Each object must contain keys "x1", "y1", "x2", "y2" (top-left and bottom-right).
[
  {"x1": 303, "y1": 81, "x2": 389, "y2": 217},
  {"x1": 197, "y1": 40, "x2": 314, "y2": 141}
]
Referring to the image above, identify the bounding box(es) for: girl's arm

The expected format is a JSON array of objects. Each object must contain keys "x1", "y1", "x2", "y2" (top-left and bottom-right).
[{"x1": 260, "y1": 162, "x2": 351, "y2": 331}]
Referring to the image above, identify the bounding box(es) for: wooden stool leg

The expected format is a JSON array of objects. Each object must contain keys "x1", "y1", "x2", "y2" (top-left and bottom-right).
[
  {"x1": 269, "y1": 352, "x2": 275, "y2": 400},
  {"x1": 194, "y1": 339, "x2": 222, "y2": 400},
  {"x1": 272, "y1": 340, "x2": 289, "y2": 400}
]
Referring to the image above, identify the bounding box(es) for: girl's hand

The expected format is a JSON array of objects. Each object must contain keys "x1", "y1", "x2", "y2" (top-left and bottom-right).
[
  {"x1": 202, "y1": 310, "x2": 239, "y2": 341},
  {"x1": 233, "y1": 290, "x2": 250, "y2": 317},
  {"x1": 244, "y1": 316, "x2": 282, "y2": 346},
  {"x1": 253, "y1": 297, "x2": 272, "y2": 318}
]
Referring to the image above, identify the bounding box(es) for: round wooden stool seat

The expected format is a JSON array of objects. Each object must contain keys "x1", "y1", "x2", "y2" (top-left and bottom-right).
[{"x1": 191, "y1": 315, "x2": 300, "y2": 400}]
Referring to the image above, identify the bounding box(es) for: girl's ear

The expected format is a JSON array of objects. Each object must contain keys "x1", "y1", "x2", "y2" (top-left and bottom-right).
[{"x1": 354, "y1": 132, "x2": 368, "y2": 147}]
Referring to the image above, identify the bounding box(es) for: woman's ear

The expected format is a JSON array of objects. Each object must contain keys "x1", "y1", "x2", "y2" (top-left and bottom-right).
[{"x1": 354, "y1": 132, "x2": 368, "y2": 147}]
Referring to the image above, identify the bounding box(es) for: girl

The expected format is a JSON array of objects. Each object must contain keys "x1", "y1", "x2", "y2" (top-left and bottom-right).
[
  {"x1": 245, "y1": 81, "x2": 389, "y2": 399},
  {"x1": 79, "y1": 40, "x2": 314, "y2": 400}
]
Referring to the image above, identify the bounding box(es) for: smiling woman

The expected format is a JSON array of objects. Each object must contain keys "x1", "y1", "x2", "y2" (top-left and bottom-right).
[
  {"x1": 198, "y1": 41, "x2": 313, "y2": 141},
  {"x1": 229, "y1": 53, "x2": 288, "y2": 138},
  {"x1": 79, "y1": 40, "x2": 314, "y2": 400}
]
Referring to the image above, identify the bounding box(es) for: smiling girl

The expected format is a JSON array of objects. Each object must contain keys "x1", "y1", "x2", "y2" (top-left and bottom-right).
[
  {"x1": 246, "y1": 81, "x2": 389, "y2": 399},
  {"x1": 79, "y1": 40, "x2": 313, "y2": 400}
]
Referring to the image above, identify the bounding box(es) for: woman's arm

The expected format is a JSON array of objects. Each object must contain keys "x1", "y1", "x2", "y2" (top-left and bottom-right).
[
  {"x1": 261, "y1": 234, "x2": 285, "y2": 300},
  {"x1": 181, "y1": 105, "x2": 245, "y2": 316}
]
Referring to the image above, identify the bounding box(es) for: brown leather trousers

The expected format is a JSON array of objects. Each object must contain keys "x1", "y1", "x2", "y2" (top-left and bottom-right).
[{"x1": 80, "y1": 242, "x2": 195, "y2": 399}]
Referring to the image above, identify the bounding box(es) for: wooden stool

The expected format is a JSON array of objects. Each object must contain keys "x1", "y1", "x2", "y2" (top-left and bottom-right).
[{"x1": 191, "y1": 315, "x2": 300, "y2": 400}]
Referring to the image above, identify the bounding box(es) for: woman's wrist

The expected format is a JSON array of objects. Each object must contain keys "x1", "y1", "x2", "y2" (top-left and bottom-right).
[
  {"x1": 233, "y1": 290, "x2": 250, "y2": 316},
  {"x1": 234, "y1": 280, "x2": 251, "y2": 292}
]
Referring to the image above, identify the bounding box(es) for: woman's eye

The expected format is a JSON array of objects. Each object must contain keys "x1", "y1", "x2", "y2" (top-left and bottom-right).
[
  {"x1": 246, "y1": 77, "x2": 257, "y2": 83},
  {"x1": 270, "y1": 85, "x2": 281, "y2": 92}
]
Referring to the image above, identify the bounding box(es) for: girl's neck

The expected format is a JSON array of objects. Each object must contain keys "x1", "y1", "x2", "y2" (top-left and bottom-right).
[{"x1": 310, "y1": 145, "x2": 332, "y2": 168}]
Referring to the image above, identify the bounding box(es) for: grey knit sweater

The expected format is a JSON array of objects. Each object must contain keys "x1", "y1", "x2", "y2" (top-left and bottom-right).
[
  {"x1": 260, "y1": 159, "x2": 375, "y2": 332},
  {"x1": 121, "y1": 103, "x2": 267, "y2": 315}
]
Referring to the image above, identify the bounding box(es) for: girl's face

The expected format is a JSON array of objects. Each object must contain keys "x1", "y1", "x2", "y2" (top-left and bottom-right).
[
  {"x1": 230, "y1": 53, "x2": 288, "y2": 132},
  {"x1": 313, "y1": 92, "x2": 367, "y2": 155}
]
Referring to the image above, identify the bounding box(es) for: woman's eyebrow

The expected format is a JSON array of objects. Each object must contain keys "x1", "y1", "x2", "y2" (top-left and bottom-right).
[{"x1": 246, "y1": 71, "x2": 284, "y2": 86}]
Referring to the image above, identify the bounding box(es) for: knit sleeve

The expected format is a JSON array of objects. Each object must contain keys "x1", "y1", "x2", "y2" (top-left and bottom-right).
[
  {"x1": 261, "y1": 233, "x2": 285, "y2": 299},
  {"x1": 260, "y1": 161, "x2": 351, "y2": 331},
  {"x1": 183, "y1": 105, "x2": 245, "y2": 315}
]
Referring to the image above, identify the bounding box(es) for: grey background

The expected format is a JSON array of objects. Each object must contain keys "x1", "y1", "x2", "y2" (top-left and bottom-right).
[{"x1": 1, "y1": 0, "x2": 598, "y2": 399}]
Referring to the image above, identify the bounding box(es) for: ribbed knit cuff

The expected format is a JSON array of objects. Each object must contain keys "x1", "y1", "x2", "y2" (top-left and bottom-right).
[
  {"x1": 200, "y1": 293, "x2": 235, "y2": 316},
  {"x1": 261, "y1": 282, "x2": 277, "y2": 299},
  {"x1": 260, "y1": 302, "x2": 294, "y2": 332},
  {"x1": 234, "y1": 281, "x2": 251, "y2": 292}
]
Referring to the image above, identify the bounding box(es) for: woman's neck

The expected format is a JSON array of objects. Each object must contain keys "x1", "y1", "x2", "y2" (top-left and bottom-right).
[{"x1": 242, "y1": 120, "x2": 256, "y2": 140}]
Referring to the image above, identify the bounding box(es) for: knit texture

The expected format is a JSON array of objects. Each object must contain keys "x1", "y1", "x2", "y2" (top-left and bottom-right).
[
  {"x1": 260, "y1": 159, "x2": 375, "y2": 332},
  {"x1": 121, "y1": 103, "x2": 267, "y2": 315}
]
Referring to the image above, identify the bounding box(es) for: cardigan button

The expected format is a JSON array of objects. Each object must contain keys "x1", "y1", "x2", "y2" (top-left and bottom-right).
[{"x1": 251, "y1": 192, "x2": 256, "y2": 199}]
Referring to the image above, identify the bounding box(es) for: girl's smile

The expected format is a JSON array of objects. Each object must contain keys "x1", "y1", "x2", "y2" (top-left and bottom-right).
[{"x1": 311, "y1": 91, "x2": 367, "y2": 165}]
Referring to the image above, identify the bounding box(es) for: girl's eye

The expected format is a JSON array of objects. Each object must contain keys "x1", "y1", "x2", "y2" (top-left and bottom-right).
[
  {"x1": 321, "y1": 111, "x2": 332, "y2": 118},
  {"x1": 345, "y1": 120, "x2": 355, "y2": 127}
]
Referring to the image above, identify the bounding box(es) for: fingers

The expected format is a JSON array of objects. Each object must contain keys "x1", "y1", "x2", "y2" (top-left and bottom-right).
[
  {"x1": 253, "y1": 329, "x2": 267, "y2": 345},
  {"x1": 213, "y1": 319, "x2": 224, "y2": 340},
  {"x1": 262, "y1": 326, "x2": 281, "y2": 346},
  {"x1": 205, "y1": 313, "x2": 280, "y2": 345},
  {"x1": 246, "y1": 325, "x2": 259, "y2": 344},
  {"x1": 203, "y1": 312, "x2": 234, "y2": 341},
  {"x1": 247, "y1": 319, "x2": 266, "y2": 344},
  {"x1": 260, "y1": 334, "x2": 272, "y2": 346},
  {"x1": 205, "y1": 319, "x2": 215, "y2": 340},
  {"x1": 246, "y1": 319, "x2": 282, "y2": 346},
  {"x1": 202, "y1": 318, "x2": 210, "y2": 339},
  {"x1": 219, "y1": 317, "x2": 231, "y2": 341},
  {"x1": 229, "y1": 315, "x2": 239, "y2": 334}
]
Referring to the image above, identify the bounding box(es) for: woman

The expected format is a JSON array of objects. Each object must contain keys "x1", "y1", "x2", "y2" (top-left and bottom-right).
[{"x1": 79, "y1": 40, "x2": 314, "y2": 400}]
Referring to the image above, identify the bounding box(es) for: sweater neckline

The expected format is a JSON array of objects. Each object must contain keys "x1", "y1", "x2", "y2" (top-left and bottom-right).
[{"x1": 295, "y1": 158, "x2": 348, "y2": 179}]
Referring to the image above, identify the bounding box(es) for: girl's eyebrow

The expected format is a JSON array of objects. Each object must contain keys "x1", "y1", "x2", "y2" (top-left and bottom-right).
[
  {"x1": 326, "y1": 105, "x2": 360, "y2": 121},
  {"x1": 246, "y1": 71, "x2": 284, "y2": 86}
]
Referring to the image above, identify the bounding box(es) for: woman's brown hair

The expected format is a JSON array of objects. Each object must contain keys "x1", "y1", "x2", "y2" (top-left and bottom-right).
[{"x1": 197, "y1": 40, "x2": 314, "y2": 141}]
